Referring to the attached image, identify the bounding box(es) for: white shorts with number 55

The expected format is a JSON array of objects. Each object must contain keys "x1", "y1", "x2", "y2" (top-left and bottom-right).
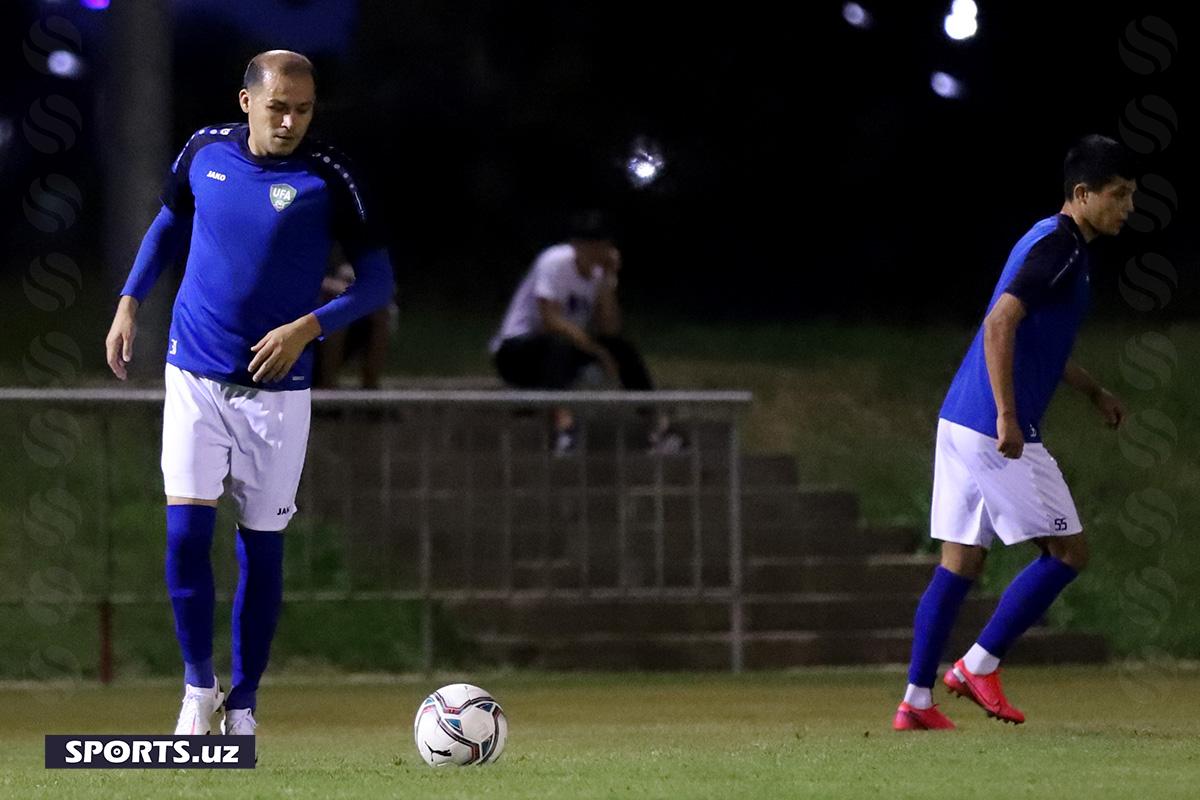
[{"x1": 930, "y1": 418, "x2": 1081, "y2": 548}]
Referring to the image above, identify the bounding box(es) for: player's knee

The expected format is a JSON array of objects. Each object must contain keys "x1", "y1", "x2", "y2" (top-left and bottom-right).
[
  {"x1": 1045, "y1": 534, "x2": 1089, "y2": 572},
  {"x1": 939, "y1": 542, "x2": 987, "y2": 579}
]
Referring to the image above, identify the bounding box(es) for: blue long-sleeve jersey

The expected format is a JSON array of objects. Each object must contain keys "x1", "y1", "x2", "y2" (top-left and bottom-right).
[{"x1": 121, "y1": 122, "x2": 394, "y2": 390}]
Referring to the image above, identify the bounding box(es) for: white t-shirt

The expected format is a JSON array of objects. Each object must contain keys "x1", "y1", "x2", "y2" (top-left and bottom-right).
[{"x1": 491, "y1": 244, "x2": 606, "y2": 352}]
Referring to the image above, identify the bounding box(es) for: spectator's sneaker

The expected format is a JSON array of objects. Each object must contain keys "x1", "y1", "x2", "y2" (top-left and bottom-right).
[
  {"x1": 174, "y1": 677, "x2": 225, "y2": 735},
  {"x1": 553, "y1": 426, "x2": 578, "y2": 457},
  {"x1": 647, "y1": 427, "x2": 687, "y2": 455},
  {"x1": 943, "y1": 660, "x2": 1025, "y2": 724},
  {"x1": 892, "y1": 702, "x2": 956, "y2": 731},
  {"x1": 223, "y1": 708, "x2": 257, "y2": 736}
]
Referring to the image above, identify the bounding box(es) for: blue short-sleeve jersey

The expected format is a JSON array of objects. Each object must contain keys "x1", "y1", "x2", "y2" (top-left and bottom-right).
[{"x1": 939, "y1": 214, "x2": 1091, "y2": 442}]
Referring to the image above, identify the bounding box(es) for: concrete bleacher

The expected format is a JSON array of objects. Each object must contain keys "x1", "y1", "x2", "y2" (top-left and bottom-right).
[{"x1": 302, "y1": 404, "x2": 1108, "y2": 670}]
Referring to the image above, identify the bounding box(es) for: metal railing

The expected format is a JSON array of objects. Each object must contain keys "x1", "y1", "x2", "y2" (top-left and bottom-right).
[{"x1": 0, "y1": 387, "x2": 752, "y2": 677}]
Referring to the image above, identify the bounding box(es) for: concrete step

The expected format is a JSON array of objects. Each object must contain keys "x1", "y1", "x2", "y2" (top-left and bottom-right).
[
  {"x1": 309, "y1": 414, "x2": 741, "y2": 456},
  {"x1": 501, "y1": 552, "x2": 936, "y2": 593},
  {"x1": 443, "y1": 595, "x2": 996, "y2": 636},
  {"x1": 465, "y1": 628, "x2": 1109, "y2": 670},
  {"x1": 746, "y1": 554, "x2": 940, "y2": 593},
  {"x1": 744, "y1": 524, "x2": 918, "y2": 557},
  {"x1": 334, "y1": 488, "x2": 864, "y2": 537},
  {"x1": 328, "y1": 519, "x2": 923, "y2": 593},
  {"x1": 302, "y1": 451, "x2": 798, "y2": 492},
  {"x1": 315, "y1": 487, "x2": 884, "y2": 582},
  {"x1": 742, "y1": 455, "x2": 799, "y2": 487}
]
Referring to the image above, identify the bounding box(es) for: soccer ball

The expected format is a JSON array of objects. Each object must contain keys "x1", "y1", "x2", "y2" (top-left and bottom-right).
[{"x1": 413, "y1": 683, "x2": 508, "y2": 767}]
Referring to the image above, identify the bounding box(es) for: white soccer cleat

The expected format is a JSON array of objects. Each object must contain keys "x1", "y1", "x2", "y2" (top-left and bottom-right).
[
  {"x1": 223, "y1": 708, "x2": 257, "y2": 736},
  {"x1": 174, "y1": 677, "x2": 226, "y2": 735}
]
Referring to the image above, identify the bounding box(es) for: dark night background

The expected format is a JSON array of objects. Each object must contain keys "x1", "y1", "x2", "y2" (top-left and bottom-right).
[{"x1": 1, "y1": 0, "x2": 1193, "y2": 329}]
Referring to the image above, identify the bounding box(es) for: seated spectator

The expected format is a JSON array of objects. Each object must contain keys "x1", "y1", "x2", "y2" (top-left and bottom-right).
[
  {"x1": 489, "y1": 212, "x2": 680, "y2": 454},
  {"x1": 314, "y1": 259, "x2": 394, "y2": 389}
]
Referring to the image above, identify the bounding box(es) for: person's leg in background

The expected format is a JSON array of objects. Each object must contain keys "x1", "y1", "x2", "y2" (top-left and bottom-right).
[
  {"x1": 314, "y1": 327, "x2": 348, "y2": 388},
  {"x1": 593, "y1": 335, "x2": 684, "y2": 451},
  {"x1": 593, "y1": 335, "x2": 653, "y2": 390},
  {"x1": 360, "y1": 306, "x2": 391, "y2": 389},
  {"x1": 495, "y1": 334, "x2": 594, "y2": 452}
]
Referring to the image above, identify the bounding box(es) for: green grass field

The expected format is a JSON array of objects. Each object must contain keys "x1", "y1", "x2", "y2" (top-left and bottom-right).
[{"x1": 3, "y1": 668, "x2": 1199, "y2": 799}]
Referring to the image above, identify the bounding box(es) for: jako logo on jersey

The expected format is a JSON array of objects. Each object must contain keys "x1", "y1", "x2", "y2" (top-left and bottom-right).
[
  {"x1": 276, "y1": 506, "x2": 291, "y2": 516},
  {"x1": 269, "y1": 183, "x2": 297, "y2": 211},
  {"x1": 169, "y1": 338, "x2": 178, "y2": 355},
  {"x1": 205, "y1": 170, "x2": 227, "y2": 182}
]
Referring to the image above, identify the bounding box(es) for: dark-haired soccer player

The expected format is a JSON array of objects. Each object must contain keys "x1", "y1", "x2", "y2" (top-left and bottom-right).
[
  {"x1": 894, "y1": 135, "x2": 1135, "y2": 730},
  {"x1": 105, "y1": 50, "x2": 394, "y2": 737}
]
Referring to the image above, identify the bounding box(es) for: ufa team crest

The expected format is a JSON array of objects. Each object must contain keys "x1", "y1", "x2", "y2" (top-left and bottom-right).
[{"x1": 270, "y1": 183, "x2": 297, "y2": 211}]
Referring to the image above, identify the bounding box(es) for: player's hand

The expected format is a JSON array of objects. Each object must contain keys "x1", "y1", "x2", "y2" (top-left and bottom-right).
[
  {"x1": 996, "y1": 412, "x2": 1024, "y2": 459},
  {"x1": 1093, "y1": 388, "x2": 1126, "y2": 429},
  {"x1": 105, "y1": 297, "x2": 139, "y2": 381},
  {"x1": 249, "y1": 314, "x2": 321, "y2": 384}
]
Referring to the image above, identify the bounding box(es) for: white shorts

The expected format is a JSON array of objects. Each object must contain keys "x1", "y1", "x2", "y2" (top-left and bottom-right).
[
  {"x1": 162, "y1": 364, "x2": 311, "y2": 532},
  {"x1": 930, "y1": 418, "x2": 1081, "y2": 548}
]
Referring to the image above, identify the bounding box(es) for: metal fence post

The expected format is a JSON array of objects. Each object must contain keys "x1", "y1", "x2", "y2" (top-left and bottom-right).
[
  {"x1": 500, "y1": 419, "x2": 514, "y2": 596},
  {"x1": 690, "y1": 417, "x2": 703, "y2": 596},
  {"x1": 616, "y1": 416, "x2": 628, "y2": 594},
  {"x1": 728, "y1": 417, "x2": 744, "y2": 674},
  {"x1": 578, "y1": 421, "x2": 590, "y2": 596},
  {"x1": 99, "y1": 415, "x2": 114, "y2": 685},
  {"x1": 418, "y1": 405, "x2": 434, "y2": 674},
  {"x1": 653, "y1": 432, "x2": 665, "y2": 589}
]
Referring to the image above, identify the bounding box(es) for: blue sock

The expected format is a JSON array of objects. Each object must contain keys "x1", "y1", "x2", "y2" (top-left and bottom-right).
[
  {"x1": 977, "y1": 555, "x2": 1077, "y2": 659},
  {"x1": 908, "y1": 566, "x2": 974, "y2": 688},
  {"x1": 165, "y1": 505, "x2": 217, "y2": 689},
  {"x1": 226, "y1": 527, "x2": 285, "y2": 711}
]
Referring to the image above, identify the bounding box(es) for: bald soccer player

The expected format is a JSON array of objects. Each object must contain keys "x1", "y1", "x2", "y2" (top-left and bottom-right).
[{"x1": 105, "y1": 51, "x2": 394, "y2": 737}]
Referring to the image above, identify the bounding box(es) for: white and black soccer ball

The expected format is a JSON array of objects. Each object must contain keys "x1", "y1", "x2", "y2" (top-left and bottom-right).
[{"x1": 413, "y1": 683, "x2": 508, "y2": 767}]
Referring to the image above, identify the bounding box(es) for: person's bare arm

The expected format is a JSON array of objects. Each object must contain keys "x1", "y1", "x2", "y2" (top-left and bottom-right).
[
  {"x1": 1063, "y1": 360, "x2": 1125, "y2": 428},
  {"x1": 592, "y1": 280, "x2": 621, "y2": 336},
  {"x1": 592, "y1": 250, "x2": 622, "y2": 336},
  {"x1": 983, "y1": 292, "x2": 1026, "y2": 458}
]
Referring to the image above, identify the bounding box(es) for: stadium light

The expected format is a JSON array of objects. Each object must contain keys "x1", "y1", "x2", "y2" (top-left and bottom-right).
[
  {"x1": 47, "y1": 50, "x2": 84, "y2": 78},
  {"x1": 931, "y1": 71, "x2": 964, "y2": 99},
  {"x1": 631, "y1": 160, "x2": 658, "y2": 181},
  {"x1": 626, "y1": 137, "x2": 665, "y2": 189},
  {"x1": 842, "y1": 2, "x2": 872, "y2": 29},
  {"x1": 81, "y1": 0, "x2": 111, "y2": 8},
  {"x1": 943, "y1": 0, "x2": 978, "y2": 41},
  {"x1": 944, "y1": 14, "x2": 978, "y2": 40}
]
